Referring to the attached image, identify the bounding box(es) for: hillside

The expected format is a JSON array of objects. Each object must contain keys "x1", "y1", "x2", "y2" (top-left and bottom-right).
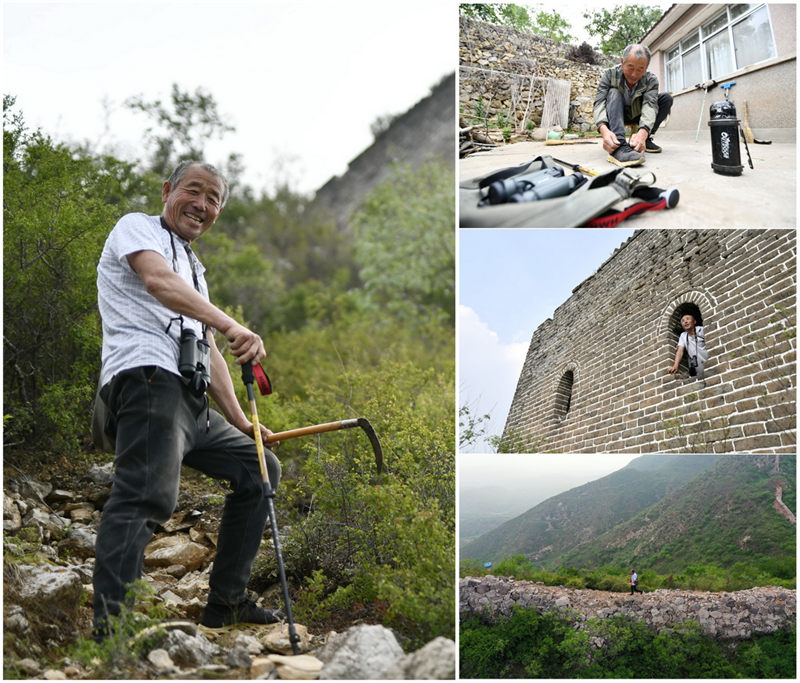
[
  {"x1": 563, "y1": 455, "x2": 796, "y2": 572},
  {"x1": 460, "y1": 454, "x2": 720, "y2": 566}
]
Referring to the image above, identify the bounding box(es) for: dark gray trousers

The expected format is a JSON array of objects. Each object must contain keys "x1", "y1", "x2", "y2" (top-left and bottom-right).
[
  {"x1": 606, "y1": 89, "x2": 674, "y2": 145},
  {"x1": 92, "y1": 366, "x2": 280, "y2": 627}
]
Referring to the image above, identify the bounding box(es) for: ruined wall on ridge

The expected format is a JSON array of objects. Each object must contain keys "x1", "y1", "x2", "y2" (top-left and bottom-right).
[
  {"x1": 502, "y1": 229, "x2": 796, "y2": 454},
  {"x1": 460, "y1": 575, "x2": 796, "y2": 639}
]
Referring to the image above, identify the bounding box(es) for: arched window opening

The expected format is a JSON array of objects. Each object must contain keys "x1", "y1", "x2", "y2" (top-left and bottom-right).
[
  {"x1": 668, "y1": 302, "x2": 704, "y2": 374},
  {"x1": 554, "y1": 370, "x2": 574, "y2": 420}
]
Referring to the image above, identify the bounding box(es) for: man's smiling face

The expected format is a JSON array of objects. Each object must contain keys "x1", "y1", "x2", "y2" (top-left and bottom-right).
[{"x1": 161, "y1": 165, "x2": 225, "y2": 242}]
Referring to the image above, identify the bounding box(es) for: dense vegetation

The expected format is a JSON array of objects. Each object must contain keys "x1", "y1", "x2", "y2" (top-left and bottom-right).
[
  {"x1": 460, "y1": 608, "x2": 796, "y2": 678},
  {"x1": 3, "y1": 89, "x2": 454, "y2": 649},
  {"x1": 460, "y1": 556, "x2": 796, "y2": 593}
]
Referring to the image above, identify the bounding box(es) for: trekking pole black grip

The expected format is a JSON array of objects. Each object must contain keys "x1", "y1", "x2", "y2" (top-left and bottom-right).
[{"x1": 241, "y1": 361, "x2": 254, "y2": 386}]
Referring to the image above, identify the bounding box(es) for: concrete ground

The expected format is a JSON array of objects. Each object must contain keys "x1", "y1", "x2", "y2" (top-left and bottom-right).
[{"x1": 459, "y1": 130, "x2": 795, "y2": 228}]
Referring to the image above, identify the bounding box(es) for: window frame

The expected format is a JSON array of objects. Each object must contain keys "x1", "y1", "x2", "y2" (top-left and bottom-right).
[{"x1": 664, "y1": 4, "x2": 777, "y2": 91}]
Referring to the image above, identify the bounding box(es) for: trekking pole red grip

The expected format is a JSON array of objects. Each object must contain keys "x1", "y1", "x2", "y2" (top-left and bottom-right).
[{"x1": 241, "y1": 361, "x2": 272, "y2": 395}]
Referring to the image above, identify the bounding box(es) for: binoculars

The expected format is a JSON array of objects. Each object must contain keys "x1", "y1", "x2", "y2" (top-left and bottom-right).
[
  {"x1": 179, "y1": 328, "x2": 212, "y2": 396},
  {"x1": 484, "y1": 166, "x2": 588, "y2": 205}
]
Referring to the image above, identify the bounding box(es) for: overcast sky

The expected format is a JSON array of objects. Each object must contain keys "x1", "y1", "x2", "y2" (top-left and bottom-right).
[
  {"x1": 3, "y1": 0, "x2": 455, "y2": 195},
  {"x1": 459, "y1": 453, "x2": 638, "y2": 506},
  {"x1": 459, "y1": 229, "x2": 635, "y2": 452}
]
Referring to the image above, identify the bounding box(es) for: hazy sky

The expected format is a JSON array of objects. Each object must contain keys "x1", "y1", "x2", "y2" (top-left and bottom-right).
[
  {"x1": 458, "y1": 229, "x2": 635, "y2": 452},
  {"x1": 459, "y1": 453, "x2": 638, "y2": 498},
  {"x1": 3, "y1": 0, "x2": 454, "y2": 195}
]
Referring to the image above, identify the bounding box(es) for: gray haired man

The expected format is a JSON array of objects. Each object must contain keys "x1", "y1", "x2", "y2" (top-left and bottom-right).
[{"x1": 593, "y1": 44, "x2": 674, "y2": 167}]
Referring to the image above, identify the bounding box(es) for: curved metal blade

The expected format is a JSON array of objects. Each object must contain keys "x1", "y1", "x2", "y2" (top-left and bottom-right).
[{"x1": 355, "y1": 417, "x2": 383, "y2": 475}]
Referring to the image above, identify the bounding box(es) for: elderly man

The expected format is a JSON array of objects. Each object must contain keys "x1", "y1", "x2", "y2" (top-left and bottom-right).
[
  {"x1": 92, "y1": 160, "x2": 283, "y2": 639},
  {"x1": 593, "y1": 44, "x2": 673, "y2": 167}
]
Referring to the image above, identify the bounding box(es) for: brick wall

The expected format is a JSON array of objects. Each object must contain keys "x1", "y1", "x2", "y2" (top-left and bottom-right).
[{"x1": 502, "y1": 229, "x2": 796, "y2": 453}]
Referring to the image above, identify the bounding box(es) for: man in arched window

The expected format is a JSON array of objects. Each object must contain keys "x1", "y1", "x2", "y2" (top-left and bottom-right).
[{"x1": 668, "y1": 313, "x2": 707, "y2": 378}]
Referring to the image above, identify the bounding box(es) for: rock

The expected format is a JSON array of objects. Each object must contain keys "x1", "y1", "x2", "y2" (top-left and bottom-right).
[
  {"x1": 144, "y1": 538, "x2": 208, "y2": 572},
  {"x1": 250, "y1": 657, "x2": 276, "y2": 679},
  {"x1": 147, "y1": 648, "x2": 177, "y2": 674},
  {"x1": 15, "y1": 657, "x2": 40, "y2": 675},
  {"x1": 234, "y1": 633, "x2": 264, "y2": 654},
  {"x1": 261, "y1": 622, "x2": 310, "y2": 655},
  {"x1": 46, "y1": 489, "x2": 75, "y2": 504},
  {"x1": 268, "y1": 653, "x2": 323, "y2": 680},
  {"x1": 22, "y1": 508, "x2": 69, "y2": 542},
  {"x1": 377, "y1": 636, "x2": 455, "y2": 679},
  {"x1": 4, "y1": 493, "x2": 23, "y2": 532},
  {"x1": 42, "y1": 670, "x2": 66, "y2": 680},
  {"x1": 163, "y1": 629, "x2": 219, "y2": 668},
  {"x1": 87, "y1": 463, "x2": 114, "y2": 486},
  {"x1": 19, "y1": 477, "x2": 53, "y2": 502},
  {"x1": 58, "y1": 527, "x2": 97, "y2": 560},
  {"x1": 226, "y1": 646, "x2": 252, "y2": 668},
  {"x1": 15, "y1": 563, "x2": 83, "y2": 617},
  {"x1": 5, "y1": 605, "x2": 30, "y2": 635},
  {"x1": 318, "y1": 624, "x2": 404, "y2": 679},
  {"x1": 66, "y1": 502, "x2": 95, "y2": 524}
]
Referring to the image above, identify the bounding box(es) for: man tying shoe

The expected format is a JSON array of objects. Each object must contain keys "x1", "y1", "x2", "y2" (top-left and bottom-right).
[
  {"x1": 92, "y1": 160, "x2": 283, "y2": 638},
  {"x1": 593, "y1": 44, "x2": 673, "y2": 167}
]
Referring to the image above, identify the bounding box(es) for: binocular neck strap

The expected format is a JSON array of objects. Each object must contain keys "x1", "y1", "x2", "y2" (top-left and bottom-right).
[{"x1": 159, "y1": 217, "x2": 207, "y2": 336}]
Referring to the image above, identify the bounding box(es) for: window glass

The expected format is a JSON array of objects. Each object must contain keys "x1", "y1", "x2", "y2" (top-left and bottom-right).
[
  {"x1": 681, "y1": 29, "x2": 699, "y2": 51},
  {"x1": 666, "y1": 59, "x2": 681, "y2": 91},
  {"x1": 732, "y1": 5, "x2": 776, "y2": 67},
  {"x1": 730, "y1": 4, "x2": 756, "y2": 20},
  {"x1": 705, "y1": 30, "x2": 734, "y2": 79},
  {"x1": 682, "y1": 47, "x2": 703, "y2": 88},
  {"x1": 667, "y1": 46, "x2": 680, "y2": 61},
  {"x1": 702, "y1": 9, "x2": 728, "y2": 36}
]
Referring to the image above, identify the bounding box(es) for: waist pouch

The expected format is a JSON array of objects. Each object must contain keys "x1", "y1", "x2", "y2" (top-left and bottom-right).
[{"x1": 460, "y1": 155, "x2": 675, "y2": 228}]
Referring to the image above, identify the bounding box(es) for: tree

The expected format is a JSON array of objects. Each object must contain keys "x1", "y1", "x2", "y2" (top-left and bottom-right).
[
  {"x1": 459, "y1": 4, "x2": 533, "y2": 31},
  {"x1": 125, "y1": 84, "x2": 236, "y2": 180},
  {"x1": 3, "y1": 96, "x2": 156, "y2": 455},
  {"x1": 583, "y1": 5, "x2": 664, "y2": 56},
  {"x1": 351, "y1": 160, "x2": 454, "y2": 326},
  {"x1": 460, "y1": 4, "x2": 574, "y2": 42},
  {"x1": 532, "y1": 9, "x2": 574, "y2": 43}
]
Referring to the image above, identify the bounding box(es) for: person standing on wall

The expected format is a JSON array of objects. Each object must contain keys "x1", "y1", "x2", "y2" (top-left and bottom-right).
[
  {"x1": 593, "y1": 44, "x2": 674, "y2": 168},
  {"x1": 668, "y1": 314, "x2": 708, "y2": 378},
  {"x1": 630, "y1": 569, "x2": 643, "y2": 595}
]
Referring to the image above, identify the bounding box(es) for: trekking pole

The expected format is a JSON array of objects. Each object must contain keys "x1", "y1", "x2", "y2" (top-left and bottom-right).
[{"x1": 242, "y1": 361, "x2": 300, "y2": 656}]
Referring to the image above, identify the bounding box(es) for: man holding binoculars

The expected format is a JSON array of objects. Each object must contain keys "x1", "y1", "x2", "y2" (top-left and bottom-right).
[{"x1": 93, "y1": 161, "x2": 282, "y2": 639}]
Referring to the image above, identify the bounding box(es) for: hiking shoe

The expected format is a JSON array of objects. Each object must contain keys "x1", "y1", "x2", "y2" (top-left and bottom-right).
[
  {"x1": 201, "y1": 598, "x2": 285, "y2": 628},
  {"x1": 607, "y1": 144, "x2": 645, "y2": 167},
  {"x1": 645, "y1": 137, "x2": 662, "y2": 153}
]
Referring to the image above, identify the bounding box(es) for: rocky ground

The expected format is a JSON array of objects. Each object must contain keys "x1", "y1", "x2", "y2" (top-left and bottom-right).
[{"x1": 3, "y1": 460, "x2": 454, "y2": 679}]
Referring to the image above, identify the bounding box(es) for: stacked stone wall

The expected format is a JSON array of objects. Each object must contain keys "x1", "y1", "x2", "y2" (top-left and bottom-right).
[
  {"x1": 502, "y1": 229, "x2": 796, "y2": 453},
  {"x1": 460, "y1": 575, "x2": 796, "y2": 640},
  {"x1": 459, "y1": 16, "x2": 613, "y2": 133}
]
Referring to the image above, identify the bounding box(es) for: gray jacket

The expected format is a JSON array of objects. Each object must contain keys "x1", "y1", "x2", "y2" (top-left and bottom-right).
[{"x1": 593, "y1": 65, "x2": 660, "y2": 133}]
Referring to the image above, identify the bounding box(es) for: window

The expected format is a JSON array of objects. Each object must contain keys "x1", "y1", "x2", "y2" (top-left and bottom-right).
[
  {"x1": 664, "y1": 4, "x2": 777, "y2": 91},
  {"x1": 669, "y1": 303, "x2": 704, "y2": 373},
  {"x1": 554, "y1": 370, "x2": 574, "y2": 420}
]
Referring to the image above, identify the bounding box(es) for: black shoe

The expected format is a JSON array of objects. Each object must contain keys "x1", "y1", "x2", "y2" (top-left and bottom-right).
[
  {"x1": 607, "y1": 144, "x2": 645, "y2": 167},
  {"x1": 645, "y1": 137, "x2": 662, "y2": 153},
  {"x1": 201, "y1": 598, "x2": 285, "y2": 628}
]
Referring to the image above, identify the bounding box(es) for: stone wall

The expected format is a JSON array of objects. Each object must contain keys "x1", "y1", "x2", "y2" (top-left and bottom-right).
[
  {"x1": 460, "y1": 575, "x2": 796, "y2": 640},
  {"x1": 502, "y1": 229, "x2": 796, "y2": 453},
  {"x1": 313, "y1": 73, "x2": 454, "y2": 227},
  {"x1": 459, "y1": 16, "x2": 613, "y2": 133}
]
